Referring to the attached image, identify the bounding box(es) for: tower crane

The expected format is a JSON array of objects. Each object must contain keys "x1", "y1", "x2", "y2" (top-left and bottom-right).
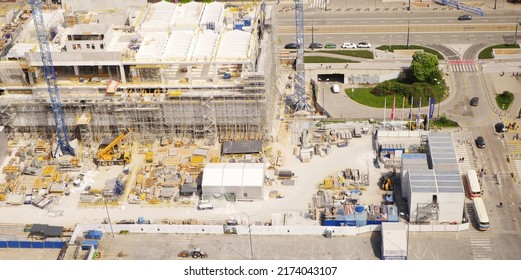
[
  {"x1": 29, "y1": 0, "x2": 75, "y2": 156},
  {"x1": 293, "y1": 0, "x2": 310, "y2": 111}
]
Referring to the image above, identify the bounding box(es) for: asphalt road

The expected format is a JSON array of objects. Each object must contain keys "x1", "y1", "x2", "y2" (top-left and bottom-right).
[{"x1": 276, "y1": 11, "x2": 521, "y2": 46}]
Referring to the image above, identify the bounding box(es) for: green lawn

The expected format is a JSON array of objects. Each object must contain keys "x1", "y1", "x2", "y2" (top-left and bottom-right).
[
  {"x1": 346, "y1": 78, "x2": 447, "y2": 108},
  {"x1": 496, "y1": 91, "x2": 514, "y2": 110},
  {"x1": 478, "y1": 44, "x2": 520, "y2": 59},
  {"x1": 346, "y1": 88, "x2": 408, "y2": 108},
  {"x1": 304, "y1": 56, "x2": 357, "y2": 63},
  {"x1": 376, "y1": 45, "x2": 444, "y2": 59},
  {"x1": 316, "y1": 50, "x2": 374, "y2": 59}
]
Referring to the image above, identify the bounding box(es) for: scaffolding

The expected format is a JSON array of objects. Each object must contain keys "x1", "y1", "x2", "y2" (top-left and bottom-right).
[{"x1": 0, "y1": 2, "x2": 280, "y2": 147}]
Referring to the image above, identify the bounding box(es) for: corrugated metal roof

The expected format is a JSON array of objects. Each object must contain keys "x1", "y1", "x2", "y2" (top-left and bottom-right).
[{"x1": 221, "y1": 140, "x2": 262, "y2": 154}]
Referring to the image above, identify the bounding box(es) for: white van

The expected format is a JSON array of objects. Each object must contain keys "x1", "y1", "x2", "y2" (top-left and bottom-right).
[
  {"x1": 331, "y1": 84, "x2": 340, "y2": 93},
  {"x1": 197, "y1": 200, "x2": 213, "y2": 210}
]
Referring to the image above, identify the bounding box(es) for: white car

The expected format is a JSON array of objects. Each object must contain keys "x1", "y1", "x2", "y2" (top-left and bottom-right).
[
  {"x1": 331, "y1": 84, "x2": 340, "y2": 93},
  {"x1": 341, "y1": 42, "x2": 357, "y2": 49},
  {"x1": 357, "y1": 42, "x2": 371, "y2": 48}
]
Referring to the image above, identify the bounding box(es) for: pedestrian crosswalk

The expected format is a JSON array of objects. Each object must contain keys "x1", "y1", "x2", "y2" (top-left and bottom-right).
[
  {"x1": 449, "y1": 60, "x2": 477, "y2": 72},
  {"x1": 308, "y1": 0, "x2": 329, "y2": 9},
  {"x1": 470, "y1": 238, "x2": 492, "y2": 260},
  {"x1": 454, "y1": 143, "x2": 472, "y2": 174}
]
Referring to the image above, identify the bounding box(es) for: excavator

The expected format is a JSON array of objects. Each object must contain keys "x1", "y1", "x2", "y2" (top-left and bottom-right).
[{"x1": 95, "y1": 128, "x2": 131, "y2": 166}]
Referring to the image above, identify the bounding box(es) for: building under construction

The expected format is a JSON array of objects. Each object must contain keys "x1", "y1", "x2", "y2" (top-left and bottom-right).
[{"x1": 0, "y1": 0, "x2": 282, "y2": 145}]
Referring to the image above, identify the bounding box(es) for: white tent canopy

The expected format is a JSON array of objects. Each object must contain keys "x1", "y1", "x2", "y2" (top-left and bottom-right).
[
  {"x1": 216, "y1": 30, "x2": 251, "y2": 60},
  {"x1": 191, "y1": 30, "x2": 218, "y2": 61},
  {"x1": 162, "y1": 30, "x2": 195, "y2": 61},
  {"x1": 135, "y1": 32, "x2": 168, "y2": 61}
]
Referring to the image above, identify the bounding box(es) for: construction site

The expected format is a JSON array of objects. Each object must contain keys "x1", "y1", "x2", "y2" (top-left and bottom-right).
[
  {"x1": 0, "y1": 0, "x2": 287, "y2": 209},
  {"x1": 0, "y1": 0, "x2": 485, "y2": 261},
  {"x1": 0, "y1": 0, "x2": 282, "y2": 142}
]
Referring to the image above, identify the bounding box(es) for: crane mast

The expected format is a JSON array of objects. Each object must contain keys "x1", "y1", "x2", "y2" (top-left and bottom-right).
[
  {"x1": 29, "y1": 0, "x2": 75, "y2": 156},
  {"x1": 293, "y1": 0, "x2": 310, "y2": 111}
]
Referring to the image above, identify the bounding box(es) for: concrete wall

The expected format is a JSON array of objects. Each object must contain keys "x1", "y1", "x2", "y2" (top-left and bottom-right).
[
  {"x1": 438, "y1": 192, "x2": 465, "y2": 223},
  {"x1": 26, "y1": 52, "x2": 122, "y2": 66},
  {"x1": 377, "y1": 130, "x2": 425, "y2": 138},
  {"x1": 70, "y1": 222, "x2": 471, "y2": 244}
]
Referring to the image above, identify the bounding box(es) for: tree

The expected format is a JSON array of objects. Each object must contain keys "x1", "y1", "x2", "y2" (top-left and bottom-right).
[{"x1": 409, "y1": 52, "x2": 439, "y2": 84}]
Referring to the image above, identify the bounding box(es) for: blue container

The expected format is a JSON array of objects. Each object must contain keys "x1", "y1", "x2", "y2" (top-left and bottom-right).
[
  {"x1": 354, "y1": 205, "x2": 365, "y2": 213},
  {"x1": 82, "y1": 240, "x2": 98, "y2": 250},
  {"x1": 85, "y1": 230, "x2": 103, "y2": 240},
  {"x1": 243, "y1": 16, "x2": 251, "y2": 26},
  {"x1": 234, "y1": 21, "x2": 244, "y2": 30}
]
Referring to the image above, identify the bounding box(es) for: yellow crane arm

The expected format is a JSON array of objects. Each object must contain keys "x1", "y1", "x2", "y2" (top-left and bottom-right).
[{"x1": 96, "y1": 128, "x2": 130, "y2": 159}]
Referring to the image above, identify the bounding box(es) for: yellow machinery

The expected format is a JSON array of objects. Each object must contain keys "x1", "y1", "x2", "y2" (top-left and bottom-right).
[
  {"x1": 95, "y1": 129, "x2": 131, "y2": 166},
  {"x1": 145, "y1": 151, "x2": 153, "y2": 163},
  {"x1": 384, "y1": 178, "x2": 392, "y2": 191}
]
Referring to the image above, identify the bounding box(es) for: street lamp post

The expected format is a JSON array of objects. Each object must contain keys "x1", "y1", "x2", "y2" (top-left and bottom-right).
[
  {"x1": 243, "y1": 212, "x2": 254, "y2": 260},
  {"x1": 102, "y1": 196, "x2": 115, "y2": 238},
  {"x1": 406, "y1": 18, "x2": 410, "y2": 48},
  {"x1": 515, "y1": 14, "x2": 519, "y2": 46}
]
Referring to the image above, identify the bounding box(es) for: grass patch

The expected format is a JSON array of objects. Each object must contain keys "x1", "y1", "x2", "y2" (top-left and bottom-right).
[
  {"x1": 430, "y1": 114, "x2": 459, "y2": 128},
  {"x1": 316, "y1": 50, "x2": 374, "y2": 59},
  {"x1": 346, "y1": 88, "x2": 408, "y2": 108},
  {"x1": 478, "y1": 44, "x2": 520, "y2": 59},
  {"x1": 304, "y1": 56, "x2": 356, "y2": 63},
  {"x1": 346, "y1": 79, "x2": 447, "y2": 108},
  {"x1": 376, "y1": 45, "x2": 444, "y2": 59},
  {"x1": 496, "y1": 90, "x2": 514, "y2": 110}
]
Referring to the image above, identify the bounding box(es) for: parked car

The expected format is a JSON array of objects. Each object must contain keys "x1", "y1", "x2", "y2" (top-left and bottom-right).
[
  {"x1": 308, "y1": 42, "x2": 323, "y2": 49},
  {"x1": 341, "y1": 42, "x2": 357, "y2": 49},
  {"x1": 470, "y1": 97, "x2": 479, "y2": 106},
  {"x1": 458, "y1": 15, "x2": 472, "y2": 20},
  {"x1": 476, "y1": 136, "x2": 485, "y2": 148},
  {"x1": 284, "y1": 43, "x2": 299, "y2": 49},
  {"x1": 331, "y1": 84, "x2": 340, "y2": 93},
  {"x1": 357, "y1": 42, "x2": 371, "y2": 48},
  {"x1": 324, "y1": 42, "x2": 336, "y2": 49}
]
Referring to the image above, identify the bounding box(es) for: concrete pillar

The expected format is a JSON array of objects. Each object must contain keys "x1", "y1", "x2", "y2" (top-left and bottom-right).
[
  {"x1": 73, "y1": 65, "x2": 79, "y2": 76},
  {"x1": 188, "y1": 65, "x2": 192, "y2": 87},
  {"x1": 119, "y1": 65, "x2": 126, "y2": 83},
  {"x1": 213, "y1": 62, "x2": 218, "y2": 82},
  {"x1": 97, "y1": 65, "x2": 103, "y2": 74}
]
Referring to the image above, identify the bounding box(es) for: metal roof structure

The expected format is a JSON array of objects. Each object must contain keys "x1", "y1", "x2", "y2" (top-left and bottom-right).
[
  {"x1": 408, "y1": 169, "x2": 463, "y2": 194},
  {"x1": 29, "y1": 224, "x2": 64, "y2": 238},
  {"x1": 221, "y1": 140, "x2": 262, "y2": 154},
  {"x1": 427, "y1": 132, "x2": 458, "y2": 170}
]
